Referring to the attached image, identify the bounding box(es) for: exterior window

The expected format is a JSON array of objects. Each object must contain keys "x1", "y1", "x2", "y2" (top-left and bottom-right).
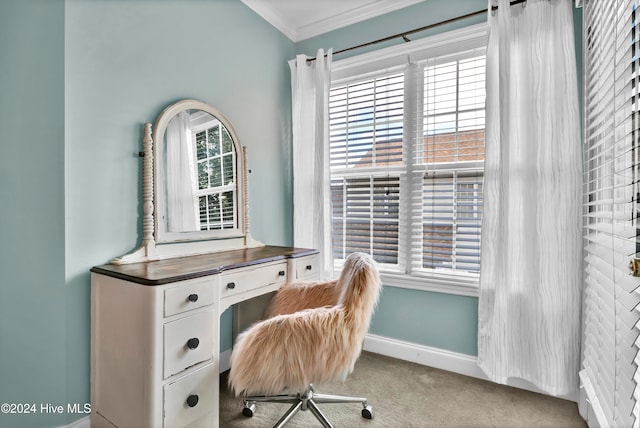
[
  {"x1": 329, "y1": 44, "x2": 486, "y2": 280},
  {"x1": 330, "y1": 73, "x2": 404, "y2": 269},
  {"x1": 416, "y1": 52, "x2": 486, "y2": 274}
]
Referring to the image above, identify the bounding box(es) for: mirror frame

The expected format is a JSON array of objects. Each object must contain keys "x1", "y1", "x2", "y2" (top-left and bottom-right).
[{"x1": 112, "y1": 99, "x2": 262, "y2": 265}]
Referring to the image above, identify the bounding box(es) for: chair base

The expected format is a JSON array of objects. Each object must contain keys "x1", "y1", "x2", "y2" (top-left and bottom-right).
[{"x1": 242, "y1": 384, "x2": 373, "y2": 428}]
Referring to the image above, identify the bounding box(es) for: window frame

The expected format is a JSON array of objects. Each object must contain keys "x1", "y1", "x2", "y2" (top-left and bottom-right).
[{"x1": 329, "y1": 23, "x2": 487, "y2": 297}]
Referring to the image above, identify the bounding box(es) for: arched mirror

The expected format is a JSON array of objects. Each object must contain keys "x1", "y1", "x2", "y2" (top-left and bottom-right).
[
  {"x1": 155, "y1": 100, "x2": 245, "y2": 242},
  {"x1": 113, "y1": 99, "x2": 261, "y2": 264}
]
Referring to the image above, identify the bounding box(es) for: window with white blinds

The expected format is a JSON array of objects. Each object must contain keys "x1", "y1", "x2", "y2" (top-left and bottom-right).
[
  {"x1": 412, "y1": 50, "x2": 486, "y2": 276},
  {"x1": 580, "y1": 0, "x2": 640, "y2": 426},
  {"x1": 329, "y1": 34, "x2": 486, "y2": 284},
  {"x1": 330, "y1": 73, "x2": 404, "y2": 268}
]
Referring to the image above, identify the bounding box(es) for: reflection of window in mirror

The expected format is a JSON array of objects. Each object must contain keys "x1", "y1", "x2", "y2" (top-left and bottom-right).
[
  {"x1": 165, "y1": 110, "x2": 237, "y2": 234},
  {"x1": 191, "y1": 111, "x2": 237, "y2": 231}
]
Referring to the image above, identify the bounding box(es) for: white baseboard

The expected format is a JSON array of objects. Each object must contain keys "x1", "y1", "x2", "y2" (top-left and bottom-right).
[
  {"x1": 219, "y1": 348, "x2": 232, "y2": 373},
  {"x1": 363, "y1": 333, "x2": 485, "y2": 378},
  {"x1": 363, "y1": 333, "x2": 577, "y2": 402}
]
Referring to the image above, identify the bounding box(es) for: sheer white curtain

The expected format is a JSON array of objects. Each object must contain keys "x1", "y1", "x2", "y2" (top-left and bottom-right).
[
  {"x1": 477, "y1": 0, "x2": 582, "y2": 396},
  {"x1": 166, "y1": 111, "x2": 198, "y2": 232},
  {"x1": 289, "y1": 49, "x2": 333, "y2": 279}
]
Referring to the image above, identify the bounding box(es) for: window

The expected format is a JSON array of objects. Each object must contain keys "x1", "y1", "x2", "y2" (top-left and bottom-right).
[
  {"x1": 191, "y1": 112, "x2": 237, "y2": 231},
  {"x1": 330, "y1": 73, "x2": 404, "y2": 268},
  {"x1": 416, "y1": 52, "x2": 486, "y2": 274},
  {"x1": 329, "y1": 26, "x2": 486, "y2": 290}
]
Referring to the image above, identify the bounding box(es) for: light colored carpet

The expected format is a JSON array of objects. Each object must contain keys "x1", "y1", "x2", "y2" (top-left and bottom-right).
[{"x1": 219, "y1": 351, "x2": 587, "y2": 427}]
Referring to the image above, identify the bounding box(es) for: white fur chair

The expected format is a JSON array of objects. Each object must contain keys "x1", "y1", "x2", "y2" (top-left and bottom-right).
[{"x1": 228, "y1": 252, "x2": 382, "y2": 428}]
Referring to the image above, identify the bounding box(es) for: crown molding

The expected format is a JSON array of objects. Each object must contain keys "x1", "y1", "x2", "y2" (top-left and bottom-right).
[
  {"x1": 241, "y1": 0, "x2": 298, "y2": 40},
  {"x1": 241, "y1": 0, "x2": 428, "y2": 42},
  {"x1": 296, "y1": 0, "x2": 428, "y2": 41}
]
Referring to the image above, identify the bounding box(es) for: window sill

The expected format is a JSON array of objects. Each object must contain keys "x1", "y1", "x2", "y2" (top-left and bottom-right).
[{"x1": 379, "y1": 271, "x2": 480, "y2": 297}]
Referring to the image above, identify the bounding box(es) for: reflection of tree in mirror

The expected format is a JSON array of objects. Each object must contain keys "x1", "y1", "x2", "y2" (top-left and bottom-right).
[
  {"x1": 209, "y1": 158, "x2": 223, "y2": 188},
  {"x1": 196, "y1": 125, "x2": 235, "y2": 190},
  {"x1": 196, "y1": 130, "x2": 207, "y2": 160},
  {"x1": 207, "y1": 127, "x2": 220, "y2": 157},
  {"x1": 222, "y1": 127, "x2": 233, "y2": 154}
]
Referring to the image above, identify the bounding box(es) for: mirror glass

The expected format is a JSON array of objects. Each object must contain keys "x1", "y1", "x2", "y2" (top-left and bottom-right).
[{"x1": 154, "y1": 100, "x2": 245, "y2": 243}]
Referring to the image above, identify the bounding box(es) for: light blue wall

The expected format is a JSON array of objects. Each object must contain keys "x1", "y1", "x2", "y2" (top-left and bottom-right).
[
  {"x1": 371, "y1": 287, "x2": 480, "y2": 355},
  {"x1": 296, "y1": 0, "x2": 583, "y2": 357},
  {"x1": 2, "y1": 0, "x2": 294, "y2": 427},
  {"x1": 0, "y1": 1, "x2": 67, "y2": 427},
  {"x1": 64, "y1": 0, "x2": 294, "y2": 424}
]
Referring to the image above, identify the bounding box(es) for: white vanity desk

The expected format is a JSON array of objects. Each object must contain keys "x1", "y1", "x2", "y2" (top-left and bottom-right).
[
  {"x1": 90, "y1": 246, "x2": 318, "y2": 427},
  {"x1": 89, "y1": 99, "x2": 320, "y2": 427}
]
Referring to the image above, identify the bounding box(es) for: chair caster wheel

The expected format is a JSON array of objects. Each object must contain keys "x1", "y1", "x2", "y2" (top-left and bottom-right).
[
  {"x1": 362, "y1": 405, "x2": 374, "y2": 419},
  {"x1": 243, "y1": 401, "x2": 256, "y2": 417}
]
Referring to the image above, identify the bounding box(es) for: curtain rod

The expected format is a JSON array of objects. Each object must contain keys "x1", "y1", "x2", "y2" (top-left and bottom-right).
[{"x1": 306, "y1": 0, "x2": 526, "y2": 63}]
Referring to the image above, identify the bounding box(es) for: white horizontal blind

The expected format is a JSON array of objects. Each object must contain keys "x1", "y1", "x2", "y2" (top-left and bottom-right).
[
  {"x1": 421, "y1": 171, "x2": 483, "y2": 272},
  {"x1": 329, "y1": 73, "x2": 404, "y2": 268},
  {"x1": 581, "y1": 0, "x2": 640, "y2": 426},
  {"x1": 411, "y1": 49, "x2": 486, "y2": 276},
  {"x1": 331, "y1": 176, "x2": 400, "y2": 264},
  {"x1": 329, "y1": 74, "x2": 404, "y2": 170}
]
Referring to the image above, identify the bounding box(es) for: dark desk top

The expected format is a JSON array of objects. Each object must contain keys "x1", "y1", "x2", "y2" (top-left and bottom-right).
[{"x1": 90, "y1": 245, "x2": 318, "y2": 286}]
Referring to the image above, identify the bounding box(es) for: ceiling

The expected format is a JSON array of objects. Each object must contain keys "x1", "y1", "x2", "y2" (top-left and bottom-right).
[{"x1": 240, "y1": 0, "x2": 426, "y2": 42}]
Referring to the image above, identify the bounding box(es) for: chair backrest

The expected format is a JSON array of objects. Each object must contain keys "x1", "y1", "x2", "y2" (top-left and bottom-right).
[
  {"x1": 264, "y1": 279, "x2": 340, "y2": 317},
  {"x1": 334, "y1": 252, "x2": 382, "y2": 341},
  {"x1": 229, "y1": 252, "x2": 381, "y2": 396}
]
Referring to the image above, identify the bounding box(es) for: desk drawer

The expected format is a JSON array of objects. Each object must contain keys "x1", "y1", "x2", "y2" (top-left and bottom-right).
[
  {"x1": 164, "y1": 278, "x2": 214, "y2": 318},
  {"x1": 220, "y1": 262, "x2": 288, "y2": 298},
  {"x1": 164, "y1": 310, "x2": 214, "y2": 378},
  {"x1": 295, "y1": 255, "x2": 319, "y2": 280},
  {"x1": 164, "y1": 364, "x2": 216, "y2": 428}
]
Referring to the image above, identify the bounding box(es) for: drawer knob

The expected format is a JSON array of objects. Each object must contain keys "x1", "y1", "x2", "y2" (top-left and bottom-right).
[
  {"x1": 278, "y1": 270, "x2": 285, "y2": 276},
  {"x1": 187, "y1": 294, "x2": 199, "y2": 303},
  {"x1": 227, "y1": 282, "x2": 236, "y2": 289},
  {"x1": 186, "y1": 338, "x2": 200, "y2": 350},
  {"x1": 306, "y1": 265, "x2": 312, "y2": 270},
  {"x1": 186, "y1": 394, "x2": 199, "y2": 408}
]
